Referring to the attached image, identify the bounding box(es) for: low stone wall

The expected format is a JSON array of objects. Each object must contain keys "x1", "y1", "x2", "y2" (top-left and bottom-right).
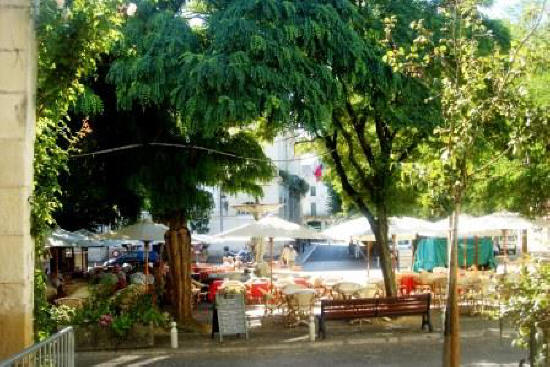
[{"x1": 74, "y1": 324, "x2": 155, "y2": 351}]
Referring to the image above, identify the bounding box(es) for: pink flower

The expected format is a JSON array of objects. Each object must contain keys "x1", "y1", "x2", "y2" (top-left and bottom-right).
[{"x1": 98, "y1": 314, "x2": 113, "y2": 327}]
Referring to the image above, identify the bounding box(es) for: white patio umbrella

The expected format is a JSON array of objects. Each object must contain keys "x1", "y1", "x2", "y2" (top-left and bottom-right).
[
  {"x1": 101, "y1": 217, "x2": 168, "y2": 286},
  {"x1": 431, "y1": 212, "x2": 533, "y2": 236},
  {"x1": 215, "y1": 216, "x2": 326, "y2": 284},
  {"x1": 323, "y1": 216, "x2": 439, "y2": 275},
  {"x1": 45, "y1": 228, "x2": 90, "y2": 248},
  {"x1": 322, "y1": 217, "x2": 372, "y2": 242},
  {"x1": 102, "y1": 217, "x2": 168, "y2": 242},
  {"x1": 323, "y1": 216, "x2": 439, "y2": 241},
  {"x1": 216, "y1": 216, "x2": 326, "y2": 240}
]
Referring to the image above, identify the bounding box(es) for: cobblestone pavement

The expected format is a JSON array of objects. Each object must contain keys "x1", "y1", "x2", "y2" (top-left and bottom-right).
[{"x1": 77, "y1": 334, "x2": 526, "y2": 367}]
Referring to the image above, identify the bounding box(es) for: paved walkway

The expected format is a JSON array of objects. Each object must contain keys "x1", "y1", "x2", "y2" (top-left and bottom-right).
[
  {"x1": 76, "y1": 311, "x2": 526, "y2": 366},
  {"x1": 77, "y1": 335, "x2": 525, "y2": 367}
]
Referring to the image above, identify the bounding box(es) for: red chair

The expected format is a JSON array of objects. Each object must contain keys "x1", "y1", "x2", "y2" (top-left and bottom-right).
[
  {"x1": 400, "y1": 275, "x2": 417, "y2": 295},
  {"x1": 208, "y1": 280, "x2": 224, "y2": 303},
  {"x1": 248, "y1": 282, "x2": 269, "y2": 304}
]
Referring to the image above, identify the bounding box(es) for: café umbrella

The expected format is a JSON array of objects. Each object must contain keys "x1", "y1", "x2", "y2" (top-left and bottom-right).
[
  {"x1": 215, "y1": 216, "x2": 326, "y2": 285},
  {"x1": 102, "y1": 217, "x2": 168, "y2": 287}
]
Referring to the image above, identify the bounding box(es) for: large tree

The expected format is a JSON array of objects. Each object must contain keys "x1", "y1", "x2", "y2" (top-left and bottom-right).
[
  {"x1": 383, "y1": 1, "x2": 548, "y2": 364},
  {"x1": 177, "y1": 0, "x2": 443, "y2": 296},
  {"x1": 58, "y1": 0, "x2": 273, "y2": 324}
]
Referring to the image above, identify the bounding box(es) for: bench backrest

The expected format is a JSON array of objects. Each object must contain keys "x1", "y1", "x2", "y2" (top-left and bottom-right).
[
  {"x1": 321, "y1": 293, "x2": 430, "y2": 320},
  {"x1": 321, "y1": 298, "x2": 378, "y2": 320},
  {"x1": 376, "y1": 294, "x2": 430, "y2": 317}
]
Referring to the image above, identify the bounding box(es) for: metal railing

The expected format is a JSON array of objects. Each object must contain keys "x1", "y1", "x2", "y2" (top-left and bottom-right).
[{"x1": 0, "y1": 327, "x2": 74, "y2": 367}]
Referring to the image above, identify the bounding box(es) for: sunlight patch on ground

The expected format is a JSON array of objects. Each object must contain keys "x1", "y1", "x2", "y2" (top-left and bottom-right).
[{"x1": 94, "y1": 355, "x2": 141, "y2": 366}]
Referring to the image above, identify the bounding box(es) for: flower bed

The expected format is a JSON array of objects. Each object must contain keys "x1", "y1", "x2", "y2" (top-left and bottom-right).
[{"x1": 50, "y1": 279, "x2": 170, "y2": 350}]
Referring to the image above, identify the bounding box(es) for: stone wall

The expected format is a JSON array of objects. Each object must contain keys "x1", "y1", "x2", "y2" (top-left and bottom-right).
[{"x1": 0, "y1": 0, "x2": 36, "y2": 358}]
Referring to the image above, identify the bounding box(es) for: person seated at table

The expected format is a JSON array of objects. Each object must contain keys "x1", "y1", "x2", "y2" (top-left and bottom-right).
[
  {"x1": 113, "y1": 264, "x2": 127, "y2": 290},
  {"x1": 240, "y1": 268, "x2": 251, "y2": 283},
  {"x1": 192, "y1": 278, "x2": 207, "y2": 289},
  {"x1": 51, "y1": 272, "x2": 65, "y2": 298}
]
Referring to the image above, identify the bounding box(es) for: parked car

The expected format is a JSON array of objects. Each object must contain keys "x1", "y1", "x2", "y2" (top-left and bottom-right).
[{"x1": 104, "y1": 251, "x2": 159, "y2": 267}]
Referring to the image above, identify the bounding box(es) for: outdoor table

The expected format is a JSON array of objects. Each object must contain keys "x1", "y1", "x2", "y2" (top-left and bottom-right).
[
  {"x1": 193, "y1": 264, "x2": 213, "y2": 273},
  {"x1": 293, "y1": 277, "x2": 310, "y2": 288},
  {"x1": 334, "y1": 282, "x2": 362, "y2": 300},
  {"x1": 208, "y1": 272, "x2": 242, "y2": 280},
  {"x1": 322, "y1": 277, "x2": 343, "y2": 299},
  {"x1": 354, "y1": 283, "x2": 379, "y2": 298}
]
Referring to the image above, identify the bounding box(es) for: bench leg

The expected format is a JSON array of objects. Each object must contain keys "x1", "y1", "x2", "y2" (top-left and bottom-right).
[{"x1": 422, "y1": 313, "x2": 433, "y2": 332}]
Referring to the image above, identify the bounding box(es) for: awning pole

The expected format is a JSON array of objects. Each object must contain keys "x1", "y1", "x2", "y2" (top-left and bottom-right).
[{"x1": 474, "y1": 236, "x2": 478, "y2": 270}]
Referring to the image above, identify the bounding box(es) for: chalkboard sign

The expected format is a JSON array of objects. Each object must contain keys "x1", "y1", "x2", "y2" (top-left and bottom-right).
[{"x1": 212, "y1": 293, "x2": 248, "y2": 342}]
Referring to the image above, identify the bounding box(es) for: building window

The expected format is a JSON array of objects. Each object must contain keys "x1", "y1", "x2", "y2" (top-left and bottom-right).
[
  {"x1": 310, "y1": 203, "x2": 316, "y2": 217},
  {"x1": 310, "y1": 186, "x2": 316, "y2": 197}
]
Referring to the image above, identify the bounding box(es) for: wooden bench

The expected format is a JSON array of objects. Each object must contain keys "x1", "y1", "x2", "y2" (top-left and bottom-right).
[{"x1": 318, "y1": 293, "x2": 433, "y2": 338}]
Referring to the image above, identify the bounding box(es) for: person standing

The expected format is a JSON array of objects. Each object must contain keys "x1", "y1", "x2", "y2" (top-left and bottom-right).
[{"x1": 287, "y1": 246, "x2": 297, "y2": 268}]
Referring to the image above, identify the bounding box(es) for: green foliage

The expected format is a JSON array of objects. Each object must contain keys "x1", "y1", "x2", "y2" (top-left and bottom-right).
[
  {"x1": 55, "y1": 0, "x2": 274, "y2": 227},
  {"x1": 326, "y1": 182, "x2": 343, "y2": 215},
  {"x1": 34, "y1": 0, "x2": 123, "y2": 338},
  {"x1": 386, "y1": 0, "x2": 548, "y2": 217},
  {"x1": 50, "y1": 305, "x2": 78, "y2": 326},
  {"x1": 34, "y1": 270, "x2": 56, "y2": 340},
  {"x1": 175, "y1": 0, "x2": 365, "y2": 134},
  {"x1": 34, "y1": 0, "x2": 123, "y2": 239},
  {"x1": 504, "y1": 261, "x2": 550, "y2": 359},
  {"x1": 279, "y1": 170, "x2": 309, "y2": 196}
]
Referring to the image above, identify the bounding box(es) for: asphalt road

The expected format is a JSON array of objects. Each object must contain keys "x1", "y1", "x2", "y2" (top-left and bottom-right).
[{"x1": 77, "y1": 336, "x2": 526, "y2": 367}]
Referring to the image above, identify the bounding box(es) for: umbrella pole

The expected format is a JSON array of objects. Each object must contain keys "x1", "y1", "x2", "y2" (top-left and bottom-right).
[
  {"x1": 270, "y1": 237, "x2": 274, "y2": 293},
  {"x1": 502, "y1": 229, "x2": 508, "y2": 259}
]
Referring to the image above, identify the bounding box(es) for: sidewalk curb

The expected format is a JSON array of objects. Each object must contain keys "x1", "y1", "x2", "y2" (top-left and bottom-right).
[{"x1": 76, "y1": 329, "x2": 514, "y2": 358}]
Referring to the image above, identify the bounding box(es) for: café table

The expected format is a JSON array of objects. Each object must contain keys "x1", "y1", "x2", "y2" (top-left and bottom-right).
[{"x1": 334, "y1": 282, "x2": 362, "y2": 300}]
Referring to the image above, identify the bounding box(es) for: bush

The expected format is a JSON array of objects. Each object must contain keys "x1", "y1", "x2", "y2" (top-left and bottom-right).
[
  {"x1": 50, "y1": 281, "x2": 170, "y2": 339},
  {"x1": 504, "y1": 260, "x2": 550, "y2": 355}
]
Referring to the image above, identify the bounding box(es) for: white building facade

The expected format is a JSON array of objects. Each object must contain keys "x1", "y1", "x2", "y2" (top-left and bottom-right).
[{"x1": 203, "y1": 135, "x2": 332, "y2": 254}]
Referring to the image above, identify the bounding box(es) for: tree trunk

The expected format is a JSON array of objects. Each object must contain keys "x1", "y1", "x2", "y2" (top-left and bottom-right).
[
  {"x1": 443, "y1": 201, "x2": 461, "y2": 367},
  {"x1": 371, "y1": 204, "x2": 397, "y2": 297},
  {"x1": 164, "y1": 213, "x2": 193, "y2": 323}
]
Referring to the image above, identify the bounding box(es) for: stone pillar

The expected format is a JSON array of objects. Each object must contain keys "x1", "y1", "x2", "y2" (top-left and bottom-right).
[{"x1": 0, "y1": 0, "x2": 36, "y2": 358}]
